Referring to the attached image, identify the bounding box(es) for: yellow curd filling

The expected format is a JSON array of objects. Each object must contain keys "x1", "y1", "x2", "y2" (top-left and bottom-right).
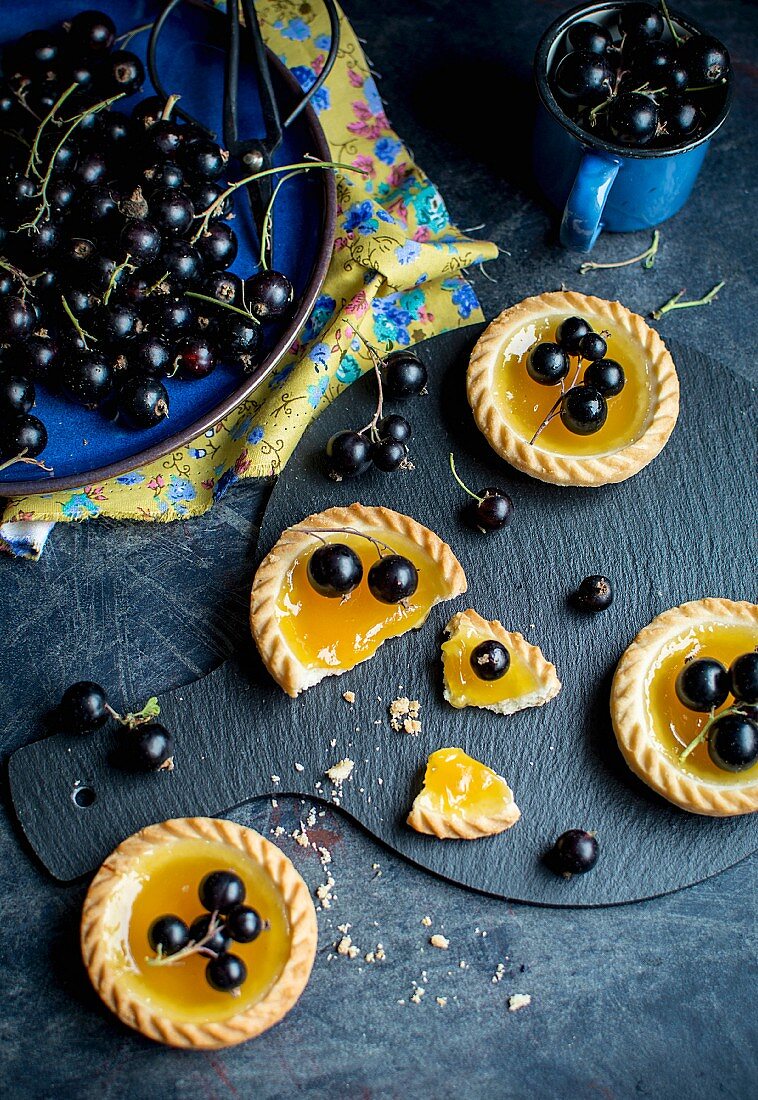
[
  {"x1": 645, "y1": 623, "x2": 758, "y2": 784},
  {"x1": 277, "y1": 531, "x2": 446, "y2": 672},
  {"x1": 442, "y1": 626, "x2": 541, "y2": 708},
  {"x1": 418, "y1": 747, "x2": 514, "y2": 818},
  {"x1": 102, "y1": 838, "x2": 291, "y2": 1023},
  {"x1": 493, "y1": 314, "x2": 652, "y2": 456}
]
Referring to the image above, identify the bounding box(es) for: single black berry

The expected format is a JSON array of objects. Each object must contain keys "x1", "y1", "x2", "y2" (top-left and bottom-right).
[
  {"x1": 67, "y1": 10, "x2": 116, "y2": 54},
  {"x1": 682, "y1": 35, "x2": 730, "y2": 85},
  {"x1": 61, "y1": 350, "x2": 113, "y2": 408},
  {"x1": 371, "y1": 437, "x2": 406, "y2": 472},
  {"x1": 0, "y1": 296, "x2": 36, "y2": 343},
  {"x1": 118, "y1": 376, "x2": 170, "y2": 428},
  {"x1": 707, "y1": 714, "x2": 758, "y2": 773},
  {"x1": 197, "y1": 222, "x2": 238, "y2": 270},
  {"x1": 307, "y1": 543, "x2": 363, "y2": 597},
  {"x1": 183, "y1": 138, "x2": 227, "y2": 180},
  {"x1": 199, "y1": 870, "x2": 246, "y2": 913},
  {"x1": 556, "y1": 316, "x2": 592, "y2": 354},
  {"x1": 173, "y1": 336, "x2": 216, "y2": 379},
  {"x1": 381, "y1": 350, "x2": 427, "y2": 399},
  {"x1": 105, "y1": 50, "x2": 145, "y2": 96},
  {"x1": 119, "y1": 722, "x2": 174, "y2": 771},
  {"x1": 729, "y1": 653, "x2": 758, "y2": 704},
  {"x1": 560, "y1": 385, "x2": 607, "y2": 435},
  {"x1": 225, "y1": 905, "x2": 264, "y2": 943},
  {"x1": 474, "y1": 489, "x2": 514, "y2": 532},
  {"x1": 551, "y1": 830, "x2": 599, "y2": 876},
  {"x1": 377, "y1": 414, "x2": 412, "y2": 444},
  {"x1": 206, "y1": 952, "x2": 247, "y2": 993},
  {"x1": 161, "y1": 240, "x2": 204, "y2": 287},
  {"x1": 189, "y1": 913, "x2": 231, "y2": 956},
  {"x1": 527, "y1": 342, "x2": 569, "y2": 386},
  {"x1": 660, "y1": 97, "x2": 701, "y2": 141},
  {"x1": 618, "y1": 3, "x2": 664, "y2": 43},
  {"x1": 554, "y1": 50, "x2": 611, "y2": 103},
  {"x1": 583, "y1": 358, "x2": 625, "y2": 397},
  {"x1": 0, "y1": 413, "x2": 48, "y2": 460},
  {"x1": 573, "y1": 575, "x2": 613, "y2": 612},
  {"x1": 150, "y1": 189, "x2": 194, "y2": 236},
  {"x1": 567, "y1": 21, "x2": 612, "y2": 56},
  {"x1": 675, "y1": 658, "x2": 730, "y2": 712},
  {"x1": 120, "y1": 219, "x2": 162, "y2": 263},
  {"x1": 148, "y1": 915, "x2": 189, "y2": 957},
  {"x1": 216, "y1": 315, "x2": 261, "y2": 370},
  {"x1": 59, "y1": 681, "x2": 109, "y2": 732},
  {"x1": 325, "y1": 430, "x2": 370, "y2": 478},
  {"x1": 367, "y1": 554, "x2": 418, "y2": 603},
  {"x1": 470, "y1": 639, "x2": 510, "y2": 681},
  {"x1": 128, "y1": 333, "x2": 171, "y2": 376},
  {"x1": 244, "y1": 270, "x2": 293, "y2": 320},
  {"x1": 608, "y1": 92, "x2": 659, "y2": 146},
  {"x1": 0, "y1": 374, "x2": 34, "y2": 415}
]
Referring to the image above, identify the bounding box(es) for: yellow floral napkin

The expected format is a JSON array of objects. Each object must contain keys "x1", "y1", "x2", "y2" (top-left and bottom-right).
[{"x1": 0, "y1": 0, "x2": 496, "y2": 557}]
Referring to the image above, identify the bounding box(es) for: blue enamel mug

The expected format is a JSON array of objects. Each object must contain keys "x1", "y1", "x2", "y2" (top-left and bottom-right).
[{"x1": 533, "y1": 2, "x2": 732, "y2": 252}]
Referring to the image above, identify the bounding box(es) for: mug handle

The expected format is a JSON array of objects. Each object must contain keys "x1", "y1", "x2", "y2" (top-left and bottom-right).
[{"x1": 560, "y1": 150, "x2": 621, "y2": 252}]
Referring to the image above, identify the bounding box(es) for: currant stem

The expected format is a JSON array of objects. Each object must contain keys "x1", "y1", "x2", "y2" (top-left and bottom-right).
[
  {"x1": 301, "y1": 527, "x2": 394, "y2": 559},
  {"x1": 579, "y1": 231, "x2": 660, "y2": 276},
  {"x1": 145, "y1": 269, "x2": 170, "y2": 296},
  {"x1": 160, "y1": 94, "x2": 181, "y2": 121},
  {"x1": 258, "y1": 167, "x2": 310, "y2": 271},
  {"x1": 115, "y1": 21, "x2": 154, "y2": 48},
  {"x1": 106, "y1": 697, "x2": 161, "y2": 728},
  {"x1": 25, "y1": 82, "x2": 78, "y2": 178},
  {"x1": 679, "y1": 708, "x2": 717, "y2": 762},
  {"x1": 354, "y1": 330, "x2": 386, "y2": 437},
  {"x1": 147, "y1": 912, "x2": 223, "y2": 967},
  {"x1": 61, "y1": 293, "x2": 98, "y2": 348},
  {"x1": 659, "y1": 0, "x2": 682, "y2": 46},
  {"x1": 102, "y1": 253, "x2": 134, "y2": 306},
  {"x1": 651, "y1": 280, "x2": 724, "y2": 319},
  {"x1": 448, "y1": 453, "x2": 482, "y2": 503},
  {"x1": 186, "y1": 290, "x2": 260, "y2": 323},
  {"x1": 0, "y1": 449, "x2": 53, "y2": 474},
  {"x1": 0, "y1": 257, "x2": 36, "y2": 294}
]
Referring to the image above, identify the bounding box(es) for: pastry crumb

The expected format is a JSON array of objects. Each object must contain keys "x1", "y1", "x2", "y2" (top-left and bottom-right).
[
  {"x1": 293, "y1": 828, "x2": 309, "y2": 848},
  {"x1": 508, "y1": 994, "x2": 531, "y2": 1012},
  {"x1": 436, "y1": 997, "x2": 448, "y2": 1007},
  {"x1": 492, "y1": 963, "x2": 505, "y2": 984},
  {"x1": 365, "y1": 943, "x2": 386, "y2": 964},
  {"x1": 294, "y1": 762, "x2": 304, "y2": 772},
  {"x1": 421, "y1": 915, "x2": 432, "y2": 927},
  {"x1": 430, "y1": 934, "x2": 450, "y2": 950},
  {"x1": 389, "y1": 696, "x2": 421, "y2": 733},
  {"x1": 342, "y1": 690, "x2": 356, "y2": 704},
  {"x1": 271, "y1": 774, "x2": 280, "y2": 784},
  {"x1": 272, "y1": 825, "x2": 285, "y2": 837},
  {"x1": 410, "y1": 986, "x2": 425, "y2": 1004},
  {"x1": 326, "y1": 758, "x2": 355, "y2": 783},
  {"x1": 336, "y1": 935, "x2": 360, "y2": 959}
]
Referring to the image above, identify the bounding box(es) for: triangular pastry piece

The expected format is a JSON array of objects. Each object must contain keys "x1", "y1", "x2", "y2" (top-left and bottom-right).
[
  {"x1": 407, "y1": 747, "x2": 521, "y2": 839},
  {"x1": 441, "y1": 609, "x2": 560, "y2": 715}
]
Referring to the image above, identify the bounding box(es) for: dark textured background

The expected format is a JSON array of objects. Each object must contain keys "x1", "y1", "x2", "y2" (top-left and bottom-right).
[{"x1": 1, "y1": 1, "x2": 756, "y2": 1097}]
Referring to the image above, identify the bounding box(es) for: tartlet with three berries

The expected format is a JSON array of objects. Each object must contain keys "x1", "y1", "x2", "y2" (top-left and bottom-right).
[
  {"x1": 81, "y1": 817, "x2": 317, "y2": 1048},
  {"x1": 467, "y1": 291, "x2": 680, "y2": 486},
  {"x1": 611, "y1": 599, "x2": 758, "y2": 816}
]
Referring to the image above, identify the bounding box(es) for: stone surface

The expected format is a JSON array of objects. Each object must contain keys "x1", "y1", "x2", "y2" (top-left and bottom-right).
[{"x1": 1, "y1": 0, "x2": 756, "y2": 1097}]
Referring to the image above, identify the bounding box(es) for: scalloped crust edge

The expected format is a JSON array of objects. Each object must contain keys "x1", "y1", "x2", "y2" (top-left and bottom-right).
[
  {"x1": 442, "y1": 609, "x2": 561, "y2": 715},
  {"x1": 466, "y1": 291, "x2": 680, "y2": 487},
  {"x1": 610, "y1": 598, "x2": 758, "y2": 817},
  {"x1": 250, "y1": 504, "x2": 468, "y2": 697},
  {"x1": 81, "y1": 817, "x2": 318, "y2": 1049},
  {"x1": 407, "y1": 752, "x2": 521, "y2": 839}
]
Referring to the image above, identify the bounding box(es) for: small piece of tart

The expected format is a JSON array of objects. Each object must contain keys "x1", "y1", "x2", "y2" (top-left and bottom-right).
[
  {"x1": 611, "y1": 599, "x2": 758, "y2": 816},
  {"x1": 407, "y1": 747, "x2": 521, "y2": 839},
  {"x1": 467, "y1": 291, "x2": 679, "y2": 486},
  {"x1": 81, "y1": 817, "x2": 318, "y2": 1048},
  {"x1": 442, "y1": 609, "x2": 561, "y2": 714},
  {"x1": 251, "y1": 504, "x2": 467, "y2": 697}
]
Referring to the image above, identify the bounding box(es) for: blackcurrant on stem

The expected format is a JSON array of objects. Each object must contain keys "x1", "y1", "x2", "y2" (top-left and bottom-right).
[
  {"x1": 300, "y1": 527, "x2": 394, "y2": 559},
  {"x1": 448, "y1": 453, "x2": 483, "y2": 503},
  {"x1": 102, "y1": 253, "x2": 134, "y2": 306},
  {"x1": 659, "y1": 0, "x2": 682, "y2": 46},
  {"x1": 25, "y1": 82, "x2": 77, "y2": 178},
  {"x1": 61, "y1": 293, "x2": 97, "y2": 347},
  {"x1": 579, "y1": 231, "x2": 660, "y2": 275},
  {"x1": 651, "y1": 280, "x2": 725, "y2": 320},
  {"x1": 0, "y1": 449, "x2": 53, "y2": 474},
  {"x1": 185, "y1": 290, "x2": 260, "y2": 323},
  {"x1": 0, "y1": 257, "x2": 36, "y2": 295},
  {"x1": 147, "y1": 911, "x2": 223, "y2": 967},
  {"x1": 160, "y1": 94, "x2": 181, "y2": 121}
]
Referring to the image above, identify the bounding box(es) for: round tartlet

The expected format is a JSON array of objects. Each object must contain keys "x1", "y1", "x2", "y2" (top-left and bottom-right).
[
  {"x1": 81, "y1": 817, "x2": 318, "y2": 1048},
  {"x1": 466, "y1": 291, "x2": 679, "y2": 486},
  {"x1": 611, "y1": 599, "x2": 758, "y2": 816}
]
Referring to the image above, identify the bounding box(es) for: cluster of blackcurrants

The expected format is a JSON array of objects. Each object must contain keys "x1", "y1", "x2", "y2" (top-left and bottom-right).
[
  {"x1": 148, "y1": 870, "x2": 264, "y2": 994},
  {"x1": 527, "y1": 316, "x2": 624, "y2": 439},
  {"x1": 0, "y1": 9, "x2": 294, "y2": 465},
  {"x1": 675, "y1": 651, "x2": 758, "y2": 772},
  {"x1": 59, "y1": 678, "x2": 174, "y2": 772},
  {"x1": 307, "y1": 536, "x2": 419, "y2": 605},
  {"x1": 324, "y1": 348, "x2": 427, "y2": 479},
  {"x1": 552, "y1": 2, "x2": 730, "y2": 148}
]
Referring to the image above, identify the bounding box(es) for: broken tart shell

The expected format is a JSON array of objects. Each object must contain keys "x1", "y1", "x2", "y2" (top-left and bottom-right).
[
  {"x1": 466, "y1": 291, "x2": 679, "y2": 487},
  {"x1": 407, "y1": 747, "x2": 521, "y2": 839},
  {"x1": 442, "y1": 609, "x2": 561, "y2": 714},
  {"x1": 611, "y1": 598, "x2": 758, "y2": 817},
  {"x1": 251, "y1": 504, "x2": 467, "y2": 697}
]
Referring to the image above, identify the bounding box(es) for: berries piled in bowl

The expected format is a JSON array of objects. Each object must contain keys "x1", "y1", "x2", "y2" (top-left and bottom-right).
[{"x1": 548, "y1": 1, "x2": 731, "y2": 151}]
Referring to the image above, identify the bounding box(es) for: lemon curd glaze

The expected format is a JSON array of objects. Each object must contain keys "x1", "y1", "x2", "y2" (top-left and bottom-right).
[
  {"x1": 276, "y1": 531, "x2": 446, "y2": 672},
  {"x1": 493, "y1": 314, "x2": 653, "y2": 456},
  {"x1": 100, "y1": 838, "x2": 291, "y2": 1023},
  {"x1": 442, "y1": 625, "x2": 541, "y2": 708},
  {"x1": 645, "y1": 623, "x2": 758, "y2": 784},
  {"x1": 419, "y1": 748, "x2": 513, "y2": 817}
]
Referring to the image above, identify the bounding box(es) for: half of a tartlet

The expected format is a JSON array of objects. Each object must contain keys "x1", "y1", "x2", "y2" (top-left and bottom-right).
[
  {"x1": 407, "y1": 747, "x2": 521, "y2": 839},
  {"x1": 81, "y1": 817, "x2": 318, "y2": 1049},
  {"x1": 442, "y1": 609, "x2": 561, "y2": 714},
  {"x1": 466, "y1": 291, "x2": 679, "y2": 486},
  {"x1": 251, "y1": 503, "x2": 467, "y2": 696},
  {"x1": 611, "y1": 598, "x2": 758, "y2": 816}
]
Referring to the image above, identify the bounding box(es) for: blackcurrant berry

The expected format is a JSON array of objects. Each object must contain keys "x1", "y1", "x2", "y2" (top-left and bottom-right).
[
  {"x1": 190, "y1": 180, "x2": 232, "y2": 219},
  {"x1": 618, "y1": 3, "x2": 664, "y2": 42},
  {"x1": 182, "y1": 138, "x2": 227, "y2": 180},
  {"x1": 470, "y1": 639, "x2": 510, "y2": 681},
  {"x1": 118, "y1": 376, "x2": 170, "y2": 428},
  {"x1": 189, "y1": 913, "x2": 231, "y2": 956},
  {"x1": 149, "y1": 295, "x2": 195, "y2": 337},
  {"x1": 206, "y1": 952, "x2": 247, "y2": 993},
  {"x1": 675, "y1": 658, "x2": 730, "y2": 712},
  {"x1": 527, "y1": 342, "x2": 569, "y2": 386},
  {"x1": 67, "y1": 10, "x2": 116, "y2": 55},
  {"x1": 128, "y1": 332, "x2": 171, "y2": 375},
  {"x1": 367, "y1": 554, "x2": 418, "y2": 603},
  {"x1": 17, "y1": 335, "x2": 58, "y2": 380},
  {"x1": 682, "y1": 35, "x2": 730, "y2": 85},
  {"x1": 48, "y1": 173, "x2": 77, "y2": 215},
  {"x1": 730, "y1": 653, "x2": 758, "y2": 704},
  {"x1": 583, "y1": 358, "x2": 625, "y2": 396},
  {"x1": 59, "y1": 680, "x2": 109, "y2": 731},
  {"x1": 707, "y1": 714, "x2": 758, "y2": 773},
  {"x1": 660, "y1": 97, "x2": 701, "y2": 141},
  {"x1": 199, "y1": 870, "x2": 246, "y2": 913},
  {"x1": 0, "y1": 296, "x2": 37, "y2": 342},
  {"x1": 225, "y1": 905, "x2": 263, "y2": 944},
  {"x1": 216, "y1": 315, "x2": 261, "y2": 371},
  {"x1": 556, "y1": 316, "x2": 592, "y2": 354},
  {"x1": 551, "y1": 829, "x2": 599, "y2": 876},
  {"x1": 554, "y1": 50, "x2": 611, "y2": 103},
  {"x1": 131, "y1": 96, "x2": 166, "y2": 130},
  {"x1": 96, "y1": 302, "x2": 141, "y2": 345},
  {"x1": 148, "y1": 914, "x2": 189, "y2": 956},
  {"x1": 608, "y1": 92, "x2": 658, "y2": 146},
  {"x1": 0, "y1": 413, "x2": 48, "y2": 460},
  {"x1": 573, "y1": 574, "x2": 613, "y2": 612},
  {"x1": 74, "y1": 151, "x2": 108, "y2": 188},
  {"x1": 307, "y1": 543, "x2": 363, "y2": 597},
  {"x1": 371, "y1": 437, "x2": 406, "y2": 472},
  {"x1": 161, "y1": 240, "x2": 204, "y2": 287},
  {"x1": 630, "y1": 40, "x2": 675, "y2": 83},
  {"x1": 579, "y1": 331, "x2": 608, "y2": 361},
  {"x1": 205, "y1": 271, "x2": 243, "y2": 306},
  {"x1": 567, "y1": 21, "x2": 612, "y2": 55},
  {"x1": 143, "y1": 159, "x2": 184, "y2": 191},
  {"x1": 560, "y1": 385, "x2": 607, "y2": 434},
  {"x1": 61, "y1": 350, "x2": 113, "y2": 407},
  {"x1": 474, "y1": 489, "x2": 514, "y2": 532},
  {"x1": 325, "y1": 430, "x2": 370, "y2": 477},
  {"x1": 377, "y1": 414, "x2": 412, "y2": 444},
  {"x1": 98, "y1": 110, "x2": 133, "y2": 152},
  {"x1": 105, "y1": 50, "x2": 145, "y2": 96},
  {"x1": 244, "y1": 270, "x2": 293, "y2": 320},
  {"x1": 381, "y1": 350, "x2": 427, "y2": 399},
  {"x1": 0, "y1": 374, "x2": 34, "y2": 415},
  {"x1": 119, "y1": 722, "x2": 174, "y2": 771},
  {"x1": 120, "y1": 219, "x2": 162, "y2": 262},
  {"x1": 173, "y1": 336, "x2": 216, "y2": 379},
  {"x1": 144, "y1": 119, "x2": 184, "y2": 162},
  {"x1": 197, "y1": 222, "x2": 238, "y2": 270}
]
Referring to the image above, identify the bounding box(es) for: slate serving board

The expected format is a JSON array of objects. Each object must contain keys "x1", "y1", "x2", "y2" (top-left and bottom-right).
[{"x1": 8, "y1": 325, "x2": 757, "y2": 905}]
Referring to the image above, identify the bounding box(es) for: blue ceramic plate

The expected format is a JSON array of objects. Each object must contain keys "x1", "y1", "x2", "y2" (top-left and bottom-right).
[{"x1": 1, "y1": 0, "x2": 336, "y2": 495}]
